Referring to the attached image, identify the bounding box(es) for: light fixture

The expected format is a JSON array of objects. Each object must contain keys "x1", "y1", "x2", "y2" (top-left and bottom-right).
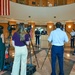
[
  {"x1": 68, "y1": 25, "x2": 71, "y2": 28},
  {"x1": 66, "y1": 53, "x2": 70, "y2": 58},
  {"x1": 49, "y1": 25, "x2": 52, "y2": 28},
  {"x1": 31, "y1": 25, "x2": 33, "y2": 28}
]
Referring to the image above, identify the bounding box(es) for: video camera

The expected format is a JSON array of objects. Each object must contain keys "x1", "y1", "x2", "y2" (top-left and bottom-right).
[
  {"x1": 7, "y1": 22, "x2": 16, "y2": 38},
  {"x1": 7, "y1": 22, "x2": 16, "y2": 33},
  {"x1": 0, "y1": 25, "x2": 3, "y2": 35},
  {"x1": 7, "y1": 25, "x2": 16, "y2": 33},
  {"x1": 19, "y1": 23, "x2": 32, "y2": 33},
  {"x1": 0, "y1": 25, "x2": 3, "y2": 30},
  {"x1": 26, "y1": 25, "x2": 32, "y2": 33}
]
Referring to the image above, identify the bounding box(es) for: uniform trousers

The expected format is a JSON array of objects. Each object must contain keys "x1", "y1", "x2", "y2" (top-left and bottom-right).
[
  {"x1": 51, "y1": 45, "x2": 64, "y2": 75},
  {"x1": 11, "y1": 45, "x2": 28, "y2": 75},
  {"x1": 36, "y1": 36, "x2": 40, "y2": 45},
  {"x1": 71, "y1": 37, "x2": 74, "y2": 48}
]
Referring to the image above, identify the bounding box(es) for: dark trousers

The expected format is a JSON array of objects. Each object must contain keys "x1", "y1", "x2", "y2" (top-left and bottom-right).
[
  {"x1": 71, "y1": 38, "x2": 74, "y2": 48},
  {"x1": 36, "y1": 37, "x2": 40, "y2": 45},
  {"x1": 0, "y1": 50, "x2": 5, "y2": 70},
  {"x1": 51, "y1": 45, "x2": 64, "y2": 75},
  {"x1": 0, "y1": 43, "x2": 5, "y2": 71}
]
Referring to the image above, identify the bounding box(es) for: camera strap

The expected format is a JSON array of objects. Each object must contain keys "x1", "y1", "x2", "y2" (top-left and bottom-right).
[{"x1": 22, "y1": 41, "x2": 27, "y2": 46}]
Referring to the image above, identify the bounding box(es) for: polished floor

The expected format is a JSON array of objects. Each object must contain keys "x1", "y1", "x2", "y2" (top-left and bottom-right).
[{"x1": 0, "y1": 46, "x2": 75, "y2": 75}]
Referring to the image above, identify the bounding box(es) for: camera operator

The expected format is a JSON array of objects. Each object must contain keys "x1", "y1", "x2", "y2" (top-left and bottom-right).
[
  {"x1": 11, "y1": 23, "x2": 30, "y2": 75},
  {"x1": 0, "y1": 26, "x2": 6, "y2": 72}
]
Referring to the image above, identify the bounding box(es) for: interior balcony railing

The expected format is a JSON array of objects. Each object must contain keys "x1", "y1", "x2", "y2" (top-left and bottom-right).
[{"x1": 10, "y1": 0, "x2": 75, "y2": 7}]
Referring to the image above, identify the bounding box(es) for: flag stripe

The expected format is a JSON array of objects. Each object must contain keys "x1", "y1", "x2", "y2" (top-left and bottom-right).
[
  {"x1": 0, "y1": 0, "x2": 10, "y2": 15},
  {"x1": 0, "y1": 0, "x2": 1, "y2": 15},
  {"x1": 8, "y1": 0, "x2": 10, "y2": 15},
  {"x1": 6, "y1": 0, "x2": 10, "y2": 15},
  {"x1": 3, "y1": 0, "x2": 5, "y2": 15},
  {"x1": 0, "y1": 0, "x2": 3, "y2": 15},
  {"x1": 6, "y1": 0, "x2": 8, "y2": 15}
]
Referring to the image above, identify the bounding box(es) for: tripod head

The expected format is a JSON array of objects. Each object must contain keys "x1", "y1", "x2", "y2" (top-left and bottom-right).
[
  {"x1": 7, "y1": 22, "x2": 16, "y2": 39},
  {"x1": 26, "y1": 25, "x2": 32, "y2": 33}
]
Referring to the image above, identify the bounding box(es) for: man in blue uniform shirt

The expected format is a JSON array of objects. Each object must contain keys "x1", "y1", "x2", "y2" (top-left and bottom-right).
[{"x1": 48, "y1": 22, "x2": 68, "y2": 75}]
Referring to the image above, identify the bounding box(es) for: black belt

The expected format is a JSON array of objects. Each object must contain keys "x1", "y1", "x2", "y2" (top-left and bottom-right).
[{"x1": 52, "y1": 45, "x2": 63, "y2": 47}]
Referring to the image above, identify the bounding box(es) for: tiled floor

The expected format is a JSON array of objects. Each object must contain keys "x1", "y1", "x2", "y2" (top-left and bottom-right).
[{"x1": 0, "y1": 46, "x2": 75, "y2": 75}]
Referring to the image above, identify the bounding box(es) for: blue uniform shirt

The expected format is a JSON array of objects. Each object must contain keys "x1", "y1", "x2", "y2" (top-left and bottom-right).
[{"x1": 48, "y1": 28, "x2": 68, "y2": 46}]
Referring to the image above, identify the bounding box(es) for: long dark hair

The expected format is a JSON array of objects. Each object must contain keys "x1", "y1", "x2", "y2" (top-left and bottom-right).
[{"x1": 17, "y1": 23, "x2": 26, "y2": 41}]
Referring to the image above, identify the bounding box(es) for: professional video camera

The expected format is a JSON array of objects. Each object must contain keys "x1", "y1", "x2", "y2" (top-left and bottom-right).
[
  {"x1": 7, "y1": 22, "x2": 16, "y2": 39},
  {"x1": 7, "y1": 22, "x2": 16, "y2": 33},
  {"x1": 0, "y1": 25, "x2": 3, "y2": 30},
  {"x1": 26, "y1": 25, "x2": 32, "y2": 33},
  {"x1": 7, "y1": 25, "x2": 16, "y2": 33},
  {"x1": 18, "y1": 23, "x2": 32, "y2": 33},
  {"x1": 0, "y1": 25, "x2": 3, "y2": 35}
]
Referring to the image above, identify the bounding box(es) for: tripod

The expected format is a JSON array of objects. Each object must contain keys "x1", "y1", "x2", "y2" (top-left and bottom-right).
[
  {"x1": 28, "y1": 33, "x2": 39, "y2": 68},
  {"x1": 41, "y1": 48, "x2": 51, "y2": 69},
  {"x1": 6, "y1": 32, "x2": 12, "y2": 56},
  {"x1": 3, "y1": 32, "x2": 13, "y2": 71}
]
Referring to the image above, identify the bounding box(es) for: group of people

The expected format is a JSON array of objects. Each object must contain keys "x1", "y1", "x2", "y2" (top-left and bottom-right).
[
  {"x1": 11, "y1": 22, "x2": 69, "y2": 75},
  {"x1": 0, "y1": 22, "x2": 69, "y2": 75}
]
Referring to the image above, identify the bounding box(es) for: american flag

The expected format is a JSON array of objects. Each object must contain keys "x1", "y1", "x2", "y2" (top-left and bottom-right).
[{"x1": 0, "y1": 0, "x2": 10, "y2": 15}]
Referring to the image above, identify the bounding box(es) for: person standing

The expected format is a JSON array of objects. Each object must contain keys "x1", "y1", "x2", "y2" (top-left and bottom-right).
[
  {"x1": 48, "y1": 22, "x2": 68, "y2": 75},
  {"x1": 0, "y1": 26, "x2": 6, "y2": 72},
  {"x1": 35, "y1": 28, "x2": 40, "y2": 47},
  {"x1": 11, "y1": 23, "x2": 30, "y2": 75},
  {"x1": 70, "y1": 29, "x2": 75, "y2": 48}
]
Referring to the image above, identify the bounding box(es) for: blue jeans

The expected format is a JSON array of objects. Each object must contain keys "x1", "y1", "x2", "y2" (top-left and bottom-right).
[{"x1": 51, "y1": 45, "x2": 64, "y2": 75}]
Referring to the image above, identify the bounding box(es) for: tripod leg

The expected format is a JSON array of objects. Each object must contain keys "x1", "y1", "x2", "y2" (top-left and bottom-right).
[
  {"x1": 41, "y1": 49, "x2": 50, "y2": 69},
  {"x1": 30, "y1": 39, "x2": 39, "y2": 68},
  {"x1": 32, "y1": 44, "x2": 39, "y2": 67},
  {"x1": 29, "y1": 47, "x2": 32, "y2": 64}
]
